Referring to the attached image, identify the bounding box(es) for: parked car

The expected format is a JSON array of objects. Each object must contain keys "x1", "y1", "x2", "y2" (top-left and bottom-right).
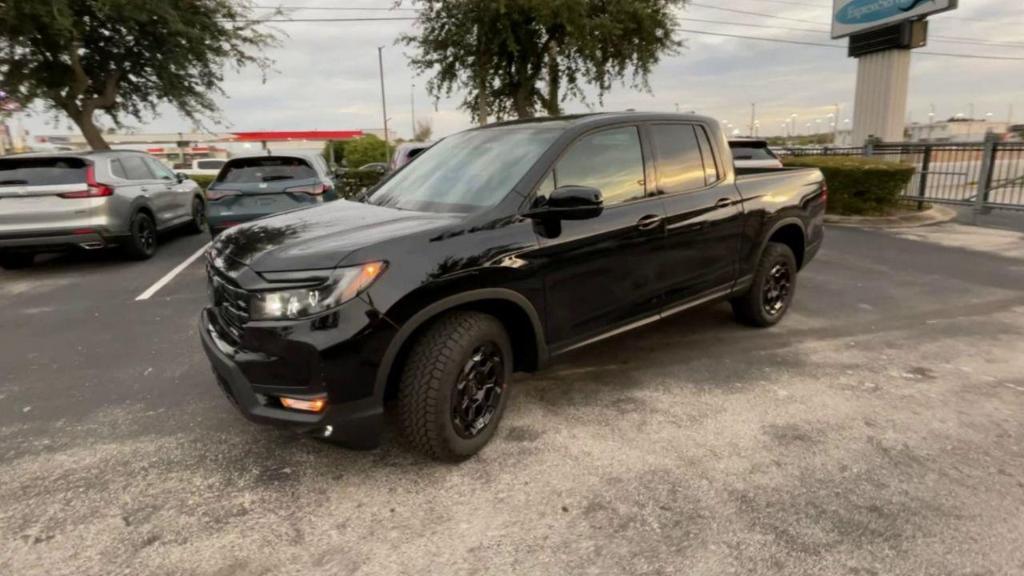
[
  {"x1": 205, "y1": 152, "x2": 339, "y2": 237},
  {"x1": 200, "y1": 112, "x2": 826, "y2": 460},
  {"x1": 0, "y1": 150, "x2": 206, "y2": 268},
  {"x1": 180, "y1": 158, "x2": 227, "y2": 178},
  {"x1": 729, "y1": 138, "x2": 784, "y2": 169},
  {"x1": 390, "y1": 141, "x2": 433, "y2": 171},
  {"x1": 357, "y1": 162, "x2": 389, "y2": 175}
]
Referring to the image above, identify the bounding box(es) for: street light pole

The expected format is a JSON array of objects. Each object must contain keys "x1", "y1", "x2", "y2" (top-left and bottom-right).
[
  {"x1": 411, "y1": 82, "x2": 416, "y2": 140},
  {"x1": 377, "y1": 46, "x2": 391, "y2": 166}
]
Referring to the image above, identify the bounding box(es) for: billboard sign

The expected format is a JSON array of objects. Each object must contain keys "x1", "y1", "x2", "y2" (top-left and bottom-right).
[{"x1": 832, "y1": 0, "x2": 957, "y2": 39}]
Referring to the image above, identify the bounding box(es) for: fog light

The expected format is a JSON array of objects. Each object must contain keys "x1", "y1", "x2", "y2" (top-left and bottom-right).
[{"x1": 280, "y1": 396, "x2": 326, "y2": 413}]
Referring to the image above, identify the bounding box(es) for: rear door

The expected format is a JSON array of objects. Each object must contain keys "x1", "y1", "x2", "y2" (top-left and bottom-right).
[
  {"x1": 119, "y1": 155, "x2": 171, "y2": 225},
  {"x1": 651, "y1": 123, "x2": 744, "y2": 307},
  {"x1": 0, "y1": 157, "x2": 92, "y2": 235},
  {"x1": 144, "y1": 156, "x2": 191, "y2": 225}
]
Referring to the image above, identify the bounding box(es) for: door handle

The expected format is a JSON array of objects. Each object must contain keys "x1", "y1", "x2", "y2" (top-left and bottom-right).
[
  {"x1": 714, "y1": 198, "x2": 734, "y2": 208},
  {"x1": 636, "y1": 214, "x2": 663, "y2": 231}
]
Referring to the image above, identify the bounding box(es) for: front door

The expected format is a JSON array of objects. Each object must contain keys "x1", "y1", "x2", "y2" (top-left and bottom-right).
[
  {"x1": 532, "y1": 125, "x2": 668, "y2": 350},
  {"x1": 648, "y1": 123, "x2": 744, "y2": 306}
]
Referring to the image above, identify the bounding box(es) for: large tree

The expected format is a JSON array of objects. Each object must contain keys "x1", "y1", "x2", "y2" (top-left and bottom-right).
[
  {"x1": 0, "y1": 0, "x2": 276, "y2": 150},
  {"x1": 401, "y1": 0, "x2": 686, "y2": 123}
]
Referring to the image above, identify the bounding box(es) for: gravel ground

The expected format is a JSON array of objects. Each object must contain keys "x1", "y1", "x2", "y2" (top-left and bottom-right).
[{"x1": 1, "y1": 224, "x2": 1023, "y2": 576}]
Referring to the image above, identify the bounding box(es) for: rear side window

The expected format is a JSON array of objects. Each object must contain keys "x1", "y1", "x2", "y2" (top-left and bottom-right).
[
  {"x1": 695, "y1": 127, "x2": 720, "y2": 184},
  {"x1": 555, "y1": 126, "x2": 646, "y2": 205},
  {"x1": 0, "y1": 157, "x2": 87, "y2": 186},
  {"x1": 121, "y1": 156, "x2": 155, "y2": 180},
  {"x1": 650, "y1": 124, "x2": 706, "y2": 195},
  {"x1": 218, "y1": 157, "x2": 316, "y2": 183},
  {"x1": 729, "y1": 142, "x2": 778, "y2": 161}
]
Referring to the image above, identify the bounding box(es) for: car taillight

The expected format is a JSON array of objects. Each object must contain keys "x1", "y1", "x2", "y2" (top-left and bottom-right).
[
  {"x1": 285, "y1": 183, "x2": 328, "y2": 196},
  {"x1": 58, "y1": 165, "x2": 114, "y2": 198},
  {"x1": 206, "y1": 188, "x2": 241, "y2": 201},
  {"x1": 820, "y1": 181, "x2": 829, "y2": 205}
]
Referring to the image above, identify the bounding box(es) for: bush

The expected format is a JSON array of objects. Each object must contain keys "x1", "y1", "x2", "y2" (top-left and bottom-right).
[
  {"x1": 189, "y1": 174, "x2": 216, "y2": 190},
  {"x1": 782, "y1": 156, "x2": 915, "y2": 216},
  {"x1": 335, "y1": 169, "x2": 385, "y2": 199}
]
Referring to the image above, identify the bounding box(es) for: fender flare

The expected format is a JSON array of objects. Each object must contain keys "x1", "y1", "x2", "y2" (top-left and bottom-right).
[
  {"x1": 757, "y1": 216, "x2": 806, "y2": 262},
  {"x1": 372, "y1": 288, "x2": 548, "y2": 399}
]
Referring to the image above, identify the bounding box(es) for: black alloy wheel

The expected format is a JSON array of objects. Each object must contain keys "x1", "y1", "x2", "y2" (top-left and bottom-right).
[
  {"x1": 124, "y1": 212, "x2": 158, "y2": 260},
  {"x1": 730, "y1": 241, "x2": 797, "y2": 328},
  {"x1": 187, "y1": 197, "x2": 208, "y2": 234},
  {"x1": 762, "y1": 261, "x2": 792, "y2": 317},
  {"x1": 450, "y1": 342, "x2": 506, "y2": 439}
]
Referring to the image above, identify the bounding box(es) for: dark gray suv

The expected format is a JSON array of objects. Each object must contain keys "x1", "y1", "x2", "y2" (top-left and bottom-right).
[{"x1": 0, "y1": 150, "x2": 206, "y2": 268}]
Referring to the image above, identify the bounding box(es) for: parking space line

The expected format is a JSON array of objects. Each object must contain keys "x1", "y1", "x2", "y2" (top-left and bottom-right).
[{"x1": 135, "y1": 243, "x2": 211, "y2": 301}]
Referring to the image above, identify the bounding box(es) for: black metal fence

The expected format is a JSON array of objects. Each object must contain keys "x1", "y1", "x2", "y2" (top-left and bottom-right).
[{"x1": 776, "y1": 142, "x2": 1024, "y2": 212}]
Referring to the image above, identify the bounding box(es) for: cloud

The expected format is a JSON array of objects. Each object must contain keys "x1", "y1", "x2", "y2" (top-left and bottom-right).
[{"x1": 18, "y1": 0, "x2": 1024, "y2": 140}]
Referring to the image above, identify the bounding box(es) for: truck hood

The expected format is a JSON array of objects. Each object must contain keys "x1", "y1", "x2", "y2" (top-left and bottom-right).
[{"x1": 212, "y1": 199, "x2": 459, "y2": 272}]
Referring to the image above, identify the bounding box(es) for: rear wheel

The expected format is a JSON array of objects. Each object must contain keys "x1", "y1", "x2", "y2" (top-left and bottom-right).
[
  {"x1": 123, "y1": 212, "x2": 158, "y2": 260},
  {"x1": 731, "y1": 242, "x2": 797, "y2": 327},
  {"x1": 0, "y1": 252, "x2": 34, "y2": 270},
  {"x1": 397, "y1": 311, "x2": 512, "y2": 461},
  {"x1": 185, "y1": 197, "x2": 207, "y2": 235}
]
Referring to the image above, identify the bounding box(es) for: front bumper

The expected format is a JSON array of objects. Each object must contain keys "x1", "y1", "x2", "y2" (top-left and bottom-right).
[{"x1": 199, "y1": 307, "x2": 384, "y2": 449}]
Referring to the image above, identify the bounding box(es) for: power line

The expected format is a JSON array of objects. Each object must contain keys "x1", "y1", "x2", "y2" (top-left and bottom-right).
[{"x1": 687, "y1": 2, "x2": 825, "y2": 25}]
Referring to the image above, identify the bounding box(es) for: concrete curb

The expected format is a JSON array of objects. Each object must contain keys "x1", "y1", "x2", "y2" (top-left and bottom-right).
[{"x1": 824, "y1": 205, "x2": 957, "y2": 228}]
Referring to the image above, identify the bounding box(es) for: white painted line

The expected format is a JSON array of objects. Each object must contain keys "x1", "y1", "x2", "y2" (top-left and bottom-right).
[{"x1": 135, "y1": 242, "x2": 211, "y2": 301}]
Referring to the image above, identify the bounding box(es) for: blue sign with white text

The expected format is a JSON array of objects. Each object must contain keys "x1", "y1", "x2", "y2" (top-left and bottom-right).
[{"x1": 837, "y1": 0, "x2": 934, "y2": 25}]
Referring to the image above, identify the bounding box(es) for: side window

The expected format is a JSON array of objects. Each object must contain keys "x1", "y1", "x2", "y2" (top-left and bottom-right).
[
  {"x1": 694, "y1": 127, "x2": 720, "y2": 185},
  {"x1": 145, "y1": 157, "x2": 175, "y2": 180},
  {"x1": 650, "y1": 124, "x2": 706, "y2": 195},
  {"x1": 554, "y1": 126, "x2": 645, "y2": 205},
  {"x1": 110, "y1": 159, "x2": 128, "y2": 179},
  {"x1": 120, "y1": 156, "x2": 156, "y2": 181}
]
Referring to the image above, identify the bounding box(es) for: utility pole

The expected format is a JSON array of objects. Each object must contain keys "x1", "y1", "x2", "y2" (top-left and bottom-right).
[
  {"x1": 411, "y1": 82, "x2": 416, "y2": 140},
  {"x1": 833, "y1": 103, "x2": 841, "y2": 145},
  {"x1": 749, "y1": 103, "x2": 756, "y2": 137},
  {"x1": 377, "y1": 46, "x2": 391, "y2": 165}
]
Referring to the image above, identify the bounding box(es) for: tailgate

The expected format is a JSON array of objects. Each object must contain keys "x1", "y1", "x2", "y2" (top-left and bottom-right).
[{"x1": 0, "y1": 157, "x2": 103, "y2": 233}]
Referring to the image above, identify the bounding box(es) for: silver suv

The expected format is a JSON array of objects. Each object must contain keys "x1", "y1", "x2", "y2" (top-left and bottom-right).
[{"x1": 0, "y1": 150, "x2": 206, "y2": 268}]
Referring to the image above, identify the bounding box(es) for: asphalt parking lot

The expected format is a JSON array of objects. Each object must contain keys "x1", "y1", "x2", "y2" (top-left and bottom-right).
[{"x1": 2, "y1": 223, "x2": 1023, "y2": 576}]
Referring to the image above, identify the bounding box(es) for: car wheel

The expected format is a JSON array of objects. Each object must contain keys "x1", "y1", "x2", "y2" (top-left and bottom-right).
[
  {"x1": 185, "y1": 197, "x2": 208, "y2": 235},
  {"x1": 398, "y1": 311, "x2": 512, "y2": 461},
  {"x1": 0, "y1": 252, "x2": 34, "y2": 270},
  {"x1": 731, "y1": 242, "x2": 797, "y2": 328},
  {"x1": 123, "y1": 212, "x2": 158, "y2": 260}
]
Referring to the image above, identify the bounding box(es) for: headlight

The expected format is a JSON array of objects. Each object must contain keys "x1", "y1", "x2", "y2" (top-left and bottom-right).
[{"x1": 250, "y1": 261, "x2": 386, "y2": 320}]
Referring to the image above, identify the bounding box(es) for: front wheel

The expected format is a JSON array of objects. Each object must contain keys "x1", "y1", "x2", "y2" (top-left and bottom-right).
[
  {"x1": 397, "y1": 311, "x2": 512, "y2": 461},
  {"x1": 731, "y1": 242, "x2": 798, "y2": 327}
]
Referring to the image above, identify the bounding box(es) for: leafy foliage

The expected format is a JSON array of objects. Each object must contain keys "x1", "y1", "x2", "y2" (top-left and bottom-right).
[
  {"x1": 336, "y1": 169, "x2": 386, "y2": 199},
  {"x1": 413, "y1": 119, "x2": 434, "y2": 142},
  {"x1": 0, "y1": 0, "x2": 277, "y2": 149},
  {"x1": 344, "y1": 134, "x2": 393, "y2": 168},
  {"x1": 783, "y1": 156, "x2": 916, "y2": 216},
  {"x1": 400, "y1": 0, "x2": 686, "y2": 122},
  {"x1": 189, "y1": 174, "x2": 217, "y2": 190}
]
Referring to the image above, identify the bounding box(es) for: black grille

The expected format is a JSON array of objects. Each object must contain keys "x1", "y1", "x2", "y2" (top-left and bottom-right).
[{"x1": 208, "y1": 265, "x2": 250, "y2": 343}]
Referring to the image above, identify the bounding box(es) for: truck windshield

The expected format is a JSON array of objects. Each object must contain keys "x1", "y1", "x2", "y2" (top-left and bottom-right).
[{"x1": 367, "y1": 126, "x2": 561, "y2": 213}]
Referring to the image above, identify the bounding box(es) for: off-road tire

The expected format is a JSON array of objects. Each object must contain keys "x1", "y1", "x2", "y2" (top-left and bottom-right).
[
  {"x1": 731, "y1": 242, "x2": 798, "y2": 328},
  {"x1": 397, "y1": 311, "x2": 512, "y2": 462}
]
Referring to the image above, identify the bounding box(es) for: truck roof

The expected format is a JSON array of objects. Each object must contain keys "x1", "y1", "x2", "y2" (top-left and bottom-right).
[{"x1": 480, "y1": 111, "x2": 714, "y2": 131}]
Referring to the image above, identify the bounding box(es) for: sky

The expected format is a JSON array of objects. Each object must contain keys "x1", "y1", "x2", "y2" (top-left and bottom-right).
[{"x1": 17, "y1": 0, "x2": 1024, "y2": 141}]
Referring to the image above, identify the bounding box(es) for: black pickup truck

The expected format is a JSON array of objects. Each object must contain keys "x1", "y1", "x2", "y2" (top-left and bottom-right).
[{"x1": 200, "y1": 112, "x2": 826, "y2": 461}]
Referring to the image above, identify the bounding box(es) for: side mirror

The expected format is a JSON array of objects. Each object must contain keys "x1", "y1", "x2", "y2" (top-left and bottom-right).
[
  {"x1": 527, "y1": 185, "x2": 603, "y2": 221},
  {"x1": 175, "y1": 172, "x2": 188, "y2": 183}
]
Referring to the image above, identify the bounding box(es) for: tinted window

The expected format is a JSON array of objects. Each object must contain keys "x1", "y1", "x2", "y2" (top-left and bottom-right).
[
  {"x1": 695, "y1": 127, "x2": 720, "y2": 184},
  {"x1": 110, "y1": 159, "x2": 128, "y2": 179},
  {"x1": 729, "y1": 142, "x2": 778, "y2": 161},
  {"x1": 368, "y1": 126, "x2": 561, "y2": 213},
  {"x1": 219, "y1": 157, "x2": 316, "y2": 183},
  {"x1": 0, "y1": 157, "x2": 87, "y2": 186},
  {"x1": 555, "y1": 126, "x2": 645, "y2": 205},
  {"x1": 650, "y1": 124, "x2": 706, "y2": 195},
  {"x1": 121, "y1": 156, "x2": 155, "y2": 180},
  {"x1": 196, "y1": 159, "x2": 225, "y2": 170},
  {"x1": 145, "y1": 157, "x2": 176, "y2": 180}
]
